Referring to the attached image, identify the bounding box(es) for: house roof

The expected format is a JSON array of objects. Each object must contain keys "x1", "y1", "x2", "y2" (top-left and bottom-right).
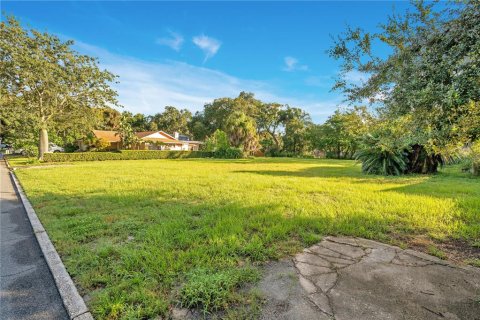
[
  {"x1": 135, "y1": 131, "x2": 179, "y2": 143},
  {"x1": 135, "y1": 131, "x2": 158, "y2": 139},
  {"x1": 92, "y1": 130, "x2": 201, "y2": 144},
  {"x1": 93, "y1": 130, "x2": 121, "y2": 142}
]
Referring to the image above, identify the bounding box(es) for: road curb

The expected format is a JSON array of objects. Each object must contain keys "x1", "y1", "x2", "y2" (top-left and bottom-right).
[{"x1": 10, "y1": 171, "x2": 94, "y2": 320}]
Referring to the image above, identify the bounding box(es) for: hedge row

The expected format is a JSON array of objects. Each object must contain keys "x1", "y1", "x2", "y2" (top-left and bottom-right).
[{"x1": 43, "y1": 150, "x2": 214, "y2": 162}]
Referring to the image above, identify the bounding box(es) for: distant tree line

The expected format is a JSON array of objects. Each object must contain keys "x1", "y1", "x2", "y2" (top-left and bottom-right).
[
  {"x1": 92, "y1": 92, "x2": 320, "y2": 157},
  {"x1": 1, "y1": 1, "x2": 478, "y2": 175},
  {"x1": 0, "y1": 15, "x2": 370, "y2": 160}
]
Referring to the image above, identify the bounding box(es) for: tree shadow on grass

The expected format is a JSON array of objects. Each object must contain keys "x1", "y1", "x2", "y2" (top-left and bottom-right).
[
  {"x1": 233, "y1": 165, "x2": 415, "y2": 185},
  {"x1": 233, "y1": 165, "x2": 362, "y2": 179}
]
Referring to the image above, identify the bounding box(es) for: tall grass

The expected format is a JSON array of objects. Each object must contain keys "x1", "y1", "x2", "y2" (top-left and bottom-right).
[{"x1": 15, "y1": 158, "x2": 480, "y2": 319}]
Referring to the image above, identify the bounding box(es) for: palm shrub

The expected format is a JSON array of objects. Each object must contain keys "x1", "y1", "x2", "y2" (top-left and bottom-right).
[
  {"x1": 355, "y1": 117, "x2": 412, "y2": 176},
  {"x1": 355, "y1": 134, "x2": 408, "y2": 175}
]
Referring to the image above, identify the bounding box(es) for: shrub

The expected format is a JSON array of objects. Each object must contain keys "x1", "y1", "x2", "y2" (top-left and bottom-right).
[
  {"x1": 203, "y1": 130, "x2": 244, "y2": 159},
  {"x1": 20, "y1": 144, "x2": 39, "y2": 157},
  {"x1": 355, "y1": 147, "x2": 408, "y2": 176},
  {"x1": 43, "y1": 150, "x2": 213, "y2": 162},
  {"x1": 64, "y1": 143, "x2": 79, "y2": 153},
  {"x1": 213, "y1": 147, "x2": 243, "y2": 159},
  {"x1": 93, "y1": 138, "x2": 110, "y2": 151},
  {"x1": 204, "y1": 130, "x2": 230, "y2": 152},
  {"x1": 355, "y1": 133, "x2": 409, "y2": 176}
]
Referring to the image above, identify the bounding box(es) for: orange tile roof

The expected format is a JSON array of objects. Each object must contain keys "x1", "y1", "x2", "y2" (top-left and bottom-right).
[{"x1": 93, "y1": 130, "x2": 121, "y2": 142}]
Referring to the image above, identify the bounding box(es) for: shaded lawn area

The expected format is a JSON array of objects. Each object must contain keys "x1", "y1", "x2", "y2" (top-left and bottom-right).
[{"x1": 15, "y1": 158, "x2": 480, "y2": 319}]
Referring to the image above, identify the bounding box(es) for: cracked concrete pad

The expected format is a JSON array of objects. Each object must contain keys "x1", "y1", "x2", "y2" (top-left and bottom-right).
[
  {"x1": 258, "y1": 259, "x2": 331, "y2": 320},
  {"x1": 258, "y1": 237, "x2": 480, "y2": 320}
]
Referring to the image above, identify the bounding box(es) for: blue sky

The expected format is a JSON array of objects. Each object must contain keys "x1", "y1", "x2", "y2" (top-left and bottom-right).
[{"x1": 3, "y1": 1, "x2": 415, "y2": 122}]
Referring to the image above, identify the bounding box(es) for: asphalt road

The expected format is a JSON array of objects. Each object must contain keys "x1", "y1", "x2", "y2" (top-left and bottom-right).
[{"x1": 0, "y1": 161, "x2": 68, "y2": 320}]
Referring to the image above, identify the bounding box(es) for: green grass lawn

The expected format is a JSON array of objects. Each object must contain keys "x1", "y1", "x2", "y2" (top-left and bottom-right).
[
  {"x1": 6, "y1": 155, "x2": 68, "y2": 167},
  {"x1": 14, "y1": 158, "x2": 480, "y2": 319}
]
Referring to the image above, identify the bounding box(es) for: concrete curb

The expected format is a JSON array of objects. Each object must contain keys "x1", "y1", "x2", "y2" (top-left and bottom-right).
[
  {"x1": 3, "y1": 157, "x2": 13, "y2": 171},
  {"x1": 10, "y1": 172, "x2": 94, "y2": 320}
]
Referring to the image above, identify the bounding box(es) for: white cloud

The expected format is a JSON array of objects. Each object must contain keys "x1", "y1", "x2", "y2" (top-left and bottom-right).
[
  {"x1": 344, "y1": 70, "x2": 369, "y2": 83},
  {"x1": 283, "y1": 56, "x2": 308, "y2": 72},
  {"x1": 156, "y1": 31, "x2": 184, "y2": 51},
  {"x1": 192, "y1": 35, "x2": 221, "y2": 62},
  {"x1": 73, "y1": 40, "x2": 339, "y2": 122}
]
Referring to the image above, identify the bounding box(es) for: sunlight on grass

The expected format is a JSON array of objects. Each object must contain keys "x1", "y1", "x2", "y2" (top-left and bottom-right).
[{"x1": 15, "y1": 158, "x2": 480, "y2": 319}]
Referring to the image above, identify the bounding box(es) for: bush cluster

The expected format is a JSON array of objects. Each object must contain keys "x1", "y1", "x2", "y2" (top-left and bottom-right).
[
  {"x1": 213, "y1": 147, "x2": 243, "y2": 159},
  {"x1": 43, "y1": 150, "x2": 213, "y2": 162}
]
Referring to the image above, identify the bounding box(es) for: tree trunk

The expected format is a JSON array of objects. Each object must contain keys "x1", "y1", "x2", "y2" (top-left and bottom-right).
[
  {"x1": 406, "y1": 144, "x2": 442, "y2": 174},
  {"x1": 38, "y1": 128, "x2": 49, "y2": 160},
  {"x1": 472, "y1": 162, "x2": 479, "y2": 176}
]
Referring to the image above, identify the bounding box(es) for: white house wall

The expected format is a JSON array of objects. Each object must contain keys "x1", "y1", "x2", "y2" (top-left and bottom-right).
[{"x1": 143, "y1": 132, "x2": 172, "y2": 139}]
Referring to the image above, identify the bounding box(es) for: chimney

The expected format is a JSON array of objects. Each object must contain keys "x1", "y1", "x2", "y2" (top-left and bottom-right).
[{"x1": 174, "y1": 132, "x2": 179, "y2": 139}]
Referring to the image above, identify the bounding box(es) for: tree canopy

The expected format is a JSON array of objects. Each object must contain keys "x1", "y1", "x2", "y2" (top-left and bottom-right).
[
  {"x1": 0, "y1": 16, "x2": 118, "y2": 159},
  {"x1": 330, "y1": 1, "x2": 480, "y2": 173}
]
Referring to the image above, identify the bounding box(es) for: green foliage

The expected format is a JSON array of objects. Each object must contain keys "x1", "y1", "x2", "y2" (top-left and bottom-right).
[
  {"x1": 465, "y1": 259, "x2": 480, "y2": 268},
  {"x1": 427, "y1": 245, "x2": 447, "y2": 260},
  {"x1": 462, "y1": 141, "x2": 480, "y2": 176},
  {"x1": 95, "y1": 107, "x2": 122, "y2": 130},
  {"x1": 0, "y1": 15, "x2": 118, "y2": 159},
  {"x1": 93, "y1": 138, "x2": 110, "y2": 152},
  {"x1": 151, "y1": 106, "x2": 192, "y2": 135},
  {"x1": 204, "y1": 129, "x2": 230, "y2": 152},
  {"x1": 121, "y1": 111, "x2": 152, "y2": 132},
  {"x1": 330, "y1": 2, "x2": 480, "y2": 172},
  {"x1": 14, "y1": 158, "x2": 480, "y2": 319},
  {"x1": 180, "y1": 267, "x2": 260, "y2": 313},
  {"x1": 190, "y1": 92, "x2": 313, "y2": 156},
  {"x1": 20, "y1": 144, "x2": 39, "y2": 158},
  {"x1": 204, "y1": 130, "x2": 243, "y2": 159},
  {"x1": 355, "y1": 141, "x2": 408, "y2": 176},
  {"x1": 224, "y1": 110, "x2": 258, "y2": 152},
  {"x1": 42, "y1": 150, "x2": 213, "y2": 162},
  {"x1": 355, "y1": 118, "x2": 412, "y2": 175},
  {"x1": 280, "y1": 107, "x2": 312, "y2": 154},
  {"x1": 213, "y1": 147, "x2": 243, "y2": 159},
  {"x1": 116, "y1": 115, "x2": 140, "y2": 150},
  {"x1": 309, "y1": 106, "x2": 372, "y2": 159},
  {"x1": 257, "y1": 103, "x2": 283, "y2": 152}
]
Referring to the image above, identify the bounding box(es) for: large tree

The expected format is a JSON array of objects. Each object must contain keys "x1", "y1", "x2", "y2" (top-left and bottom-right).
[
  {"x1": 257, "y1": 103, "x2": 284, "y2": 151},
  {"x1": 329, "y1": 1, "x2": 480, "y2": 172},
  {"x1": 309, "y1": 106, "x2": 372, "y2": 159},
  {"x1": 224, "y1": 110, "x2": 258, "y2": 152},
  {"x1": 280, "y1": 107, "x2": 312, "y2": 154},
  {"x1": 95, "y1": 107, "x2": 122, "y2": 130},
  {"x1": 0, "y1": 16, "x2": 118, "y2": 159},
  {"x1": 151, "y1": 106, "x2": 192, "y2": 135}
]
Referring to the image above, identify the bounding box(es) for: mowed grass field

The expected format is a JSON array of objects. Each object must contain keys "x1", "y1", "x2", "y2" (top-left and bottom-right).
[{"x1": 14, "y1": 158, "x2": 480, "y2": 319}]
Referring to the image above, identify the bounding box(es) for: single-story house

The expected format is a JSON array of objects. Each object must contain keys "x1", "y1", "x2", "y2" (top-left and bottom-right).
[
  {"x1": 79, "y1": 130, "x2": 202, "y2": 151},
  {"x1": 135, "y1": 131, "x2": 202, "y2": 151}
]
